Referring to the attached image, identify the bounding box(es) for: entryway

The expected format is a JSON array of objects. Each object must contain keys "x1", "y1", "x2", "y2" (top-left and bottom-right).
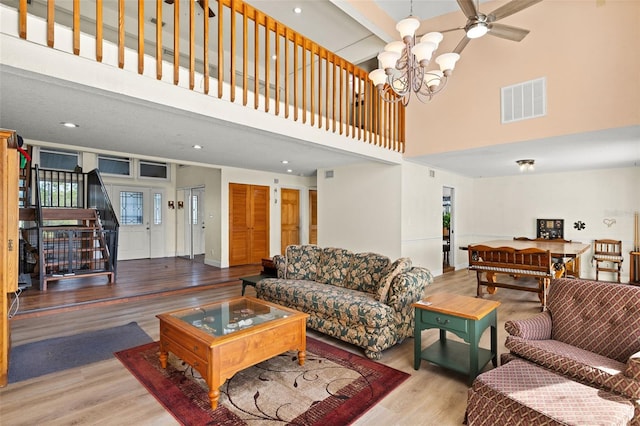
[
  {"x1": 178, "y1": 187, "x2": 205, "y2": 261},
  {"x1": 443, "y1": 186, "x2": 454, "y2": 273}
]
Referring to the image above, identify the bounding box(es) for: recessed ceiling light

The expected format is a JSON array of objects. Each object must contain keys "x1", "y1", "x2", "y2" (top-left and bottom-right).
[
  {"x1": 293, "y1": 7, "x2": 302, "y2": 14},
  {"x1": 60, "y1": 122, "x2": 79, "y2": 128},
  {"x1": 287, "y1": 169, "x2": 293, "y2": 173},
  {"x1": 281, "y1": 160, "x2": 289, "y2": 164},
  {"x1": 192, "y1": 144, "x2": 202, "y2": 150}
]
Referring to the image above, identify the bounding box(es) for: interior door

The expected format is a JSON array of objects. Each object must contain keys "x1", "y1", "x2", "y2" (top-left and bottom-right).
[
  {"x1": 191, "y1": 188, "x2": 205, "y2": 256},
  {"x1": 229, "y1": 183, "x2": 270, "y2": 266},
  {"x1": 309, "y1": 189, "x2": 317, "y2": 245},
  {"x1": 281, "y1": 188, "x2": 300, "y2": 254}
]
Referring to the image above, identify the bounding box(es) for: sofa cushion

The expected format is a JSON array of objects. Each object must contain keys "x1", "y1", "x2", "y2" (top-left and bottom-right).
[
  {"x1": 285, "y1": 245, "x2": 322, "y2": 280},
  {"x1": 505, "y1": 336, "x2": 640, "y2": 399},
  {"x1": 377, "y1": 257, "x2": 412, "y2": 303},
  {"x1": 344, "y1": 252, "x2": 390, "y2": 294},
  {"x1": 504, "y1": 311, "x2": 553, "y2": 340},
  {"x1": 316, "y1": 247, "x2": 353, "y2": 287},
  {"x1": 546, "y1": 278, "x2": 640, "y2": 363},
  {"x1": 256, "y1": 278, "x2": 395, "y2": 329}
]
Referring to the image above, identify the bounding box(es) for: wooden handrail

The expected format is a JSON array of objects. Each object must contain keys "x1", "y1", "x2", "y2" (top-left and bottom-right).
[{"x1": 13, "y1": 0, "x2": 405, "y2": 152}]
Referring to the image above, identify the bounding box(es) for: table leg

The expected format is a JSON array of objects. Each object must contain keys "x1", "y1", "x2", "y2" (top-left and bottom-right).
[
  {"x1": 159, "y1": 341, "x2": 168, "y2": 369},
  {"x1": 298, "y1": 350, "x2": 306, "y2": 366},
  {"x1": 208, "y1": 387, "x2": 220, "y2": 410},
  {"x1": 468, "y1": 322, "x2": 479, "y2": 386},
  {"x1": 491, "y1": 313, "x2": 498, "y2": 367},
  {"x1": 414, "y1": 320, "x2": 422, "y2": 370}
]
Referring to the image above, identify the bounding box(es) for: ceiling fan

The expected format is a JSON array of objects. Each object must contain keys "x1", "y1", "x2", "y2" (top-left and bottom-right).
[
  {"x1": 164, "y1": 0, "x2": 215, "y2": 18},
  {"x1": 443, "y1": 0, "x2": 543, "y2": 54}
]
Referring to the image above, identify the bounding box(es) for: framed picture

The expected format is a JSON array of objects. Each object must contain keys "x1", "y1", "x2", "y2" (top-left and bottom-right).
[{"x1": 537, "y1": 219, "x2": 564, "y2": 239}]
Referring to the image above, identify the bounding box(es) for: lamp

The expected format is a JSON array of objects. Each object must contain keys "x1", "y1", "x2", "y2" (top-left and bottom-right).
[
  {"x1": 368, "y1": 1, "x2": 460, "y2": 105},
  {"x1": 516, "y1": 159, "x2": 535, "y2": 172}
]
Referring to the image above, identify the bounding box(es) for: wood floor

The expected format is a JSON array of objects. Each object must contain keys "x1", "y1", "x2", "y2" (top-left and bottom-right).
[{"x1": 1, "y1": 259, "x2": 548, "y2": 425}]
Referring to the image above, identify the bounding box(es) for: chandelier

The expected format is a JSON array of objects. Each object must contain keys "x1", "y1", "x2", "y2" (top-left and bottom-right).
[{"x1": 368, "y1": 8, "x2": 460, "y2": 105}]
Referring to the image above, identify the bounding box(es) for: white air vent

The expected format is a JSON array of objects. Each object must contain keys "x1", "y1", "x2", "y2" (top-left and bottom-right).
[
  {"x1": 325, "y1": 170, "x2": 334, "y2": 179},
  {"x1": 501, "y1": 77, "x2": 546, "y2": 124}
]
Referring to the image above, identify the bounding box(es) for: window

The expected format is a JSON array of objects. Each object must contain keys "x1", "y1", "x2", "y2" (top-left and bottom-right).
[
  {"x1": 39, "y1": 148, "x2": 79, "y2": 171},
  {"x1": 98, "y1": 155, "x2": 131, "y2": 176},
  {"x1": 191, "y1": 195, "x2": 198, "y2": 225},
  {"x1": 139, "y1": 161, "x2": 168, "y2": 179},
  {"x1": 153, "y1": 193, "x2": 162, "y2": 225},
  {"x1": 119, "y1": 191, "x2": 144, "y2": 225}
]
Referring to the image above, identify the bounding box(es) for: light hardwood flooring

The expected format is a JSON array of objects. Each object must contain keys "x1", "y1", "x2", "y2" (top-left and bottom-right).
[{"x1": 1, "y1": 264, "x2": 547, "y2": 425}]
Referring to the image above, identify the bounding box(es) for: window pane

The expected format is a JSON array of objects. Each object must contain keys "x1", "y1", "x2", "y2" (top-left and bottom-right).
[
  {"x1": 40, "y1": 149, "x2": 79, "y2": 171},
  {"x1": 99, "y1": 155, "x2": 131, "y2": 175},
  {"x1": 154, "y1": 193, "x2": 162, "y2": 225},
  {"x1": 140, "y1": 161, "x2": 167, "y2": 178},
  {"x1": 191, "y1": 195, "x2": 198, "y2": 225},
  {"x1": 120, "y1": 191, "x2": 143, "y2": 225}
]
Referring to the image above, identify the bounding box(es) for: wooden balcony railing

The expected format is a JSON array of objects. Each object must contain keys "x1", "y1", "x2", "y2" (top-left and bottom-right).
[{"x1": 14, "y1": 0, "x2": 405, "y2": 152}]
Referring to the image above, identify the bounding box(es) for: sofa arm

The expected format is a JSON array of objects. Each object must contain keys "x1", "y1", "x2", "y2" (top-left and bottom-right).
[
  {"x1": 273, "y1": 254, "x2": 287, "y2": 278},
  {"x1": 504, "y1": 311, "x2": 553, "y2": 340},
  {"x1": 626, "y1": 350, "x2": 640, "y2": 380},
  {"x1": 387, "y1": 267, "x2": 433, "y2": 313}
]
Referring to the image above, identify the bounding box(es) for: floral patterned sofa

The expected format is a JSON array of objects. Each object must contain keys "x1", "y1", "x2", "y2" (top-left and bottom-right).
[
  {"x1": 255, "y1": 245, "x2": 433, "y2": 359},
  {"x1": 502, "y1": 278, "x2": 640, "y2": 424}
]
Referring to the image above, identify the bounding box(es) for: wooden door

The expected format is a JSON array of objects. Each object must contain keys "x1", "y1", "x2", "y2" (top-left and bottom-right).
[
  {"x1": 1, "y1": 129, "x2": 19, "y2": 387},
  {"x1": 229, "y1": 183, "x2": 269, "y2": 266},
  {"x1": 281, "y1": 188, "x2": 300, "y2": 254},
  {"x1": 309, "y1": 190, "x2": 318, "y2": 245}
]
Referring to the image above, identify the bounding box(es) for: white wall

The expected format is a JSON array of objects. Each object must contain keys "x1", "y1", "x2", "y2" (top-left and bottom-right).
[
  {"x1": 400, "y1": 161, "x2": 474, "y2": 274},
  {"x1": 468, "y1": 167, "x2": 640, "y2": 281},
  {"x1": 317, "y1": 162, "x2": 402, "y2": 259}
]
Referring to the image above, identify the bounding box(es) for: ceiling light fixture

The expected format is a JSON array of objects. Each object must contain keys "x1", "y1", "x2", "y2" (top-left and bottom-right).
[
  {"x1": 192, "y1": 144, "x2": 202, "y2": 150},
  {"x1": 516, "y1": 159, "x2": 535, "y2": 172},
  {"x1": 60, "y1": 122, "x2": 79, "y2": 128},
  {"x1": 368, "y1": 0, "x2": 460, "y2": 105},
  {"x1": 293, "y1": 7, "x2": 302, "y2": 14},
  {"x1": 286, "y1": 169, "x2": 293, "y2": 173},
  {"x1": 281, "y1": 160, "x2": 289, "y2": 164}
]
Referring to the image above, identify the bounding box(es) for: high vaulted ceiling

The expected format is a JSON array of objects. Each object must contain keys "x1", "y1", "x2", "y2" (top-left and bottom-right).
[{"x1": 0, "y1": 0, "x2": 638, "y2": 178}]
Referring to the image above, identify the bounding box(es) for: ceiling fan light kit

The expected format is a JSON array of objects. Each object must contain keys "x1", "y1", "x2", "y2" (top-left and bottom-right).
[{"x1": 370, "y1": 0, "x2": 543, "y2": 106}]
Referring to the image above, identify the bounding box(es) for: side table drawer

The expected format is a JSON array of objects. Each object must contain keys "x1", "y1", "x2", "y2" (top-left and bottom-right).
[{"x1": 418, "y1": 309, "x2": 468, "y2": 334}]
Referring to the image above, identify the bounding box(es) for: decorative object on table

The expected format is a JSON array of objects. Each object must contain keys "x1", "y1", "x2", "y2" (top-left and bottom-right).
[
  {"x1": 573, "y1": 221, "x2": 586, "y2": 231},
  {"x1": 603, "y1": 218, "x2": 617, "y2": 227},
  {"x1": 115, "y1": 337, "x2": 409, "y2": 425},
  {"x1": 536, "y1": 218, "x2": 564, "y2": 239}
]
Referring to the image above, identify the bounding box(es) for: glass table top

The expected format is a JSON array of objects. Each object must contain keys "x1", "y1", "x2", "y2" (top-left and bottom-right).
[{"x1": 169, "y1": 298, "x2": 292, "y2": 337}]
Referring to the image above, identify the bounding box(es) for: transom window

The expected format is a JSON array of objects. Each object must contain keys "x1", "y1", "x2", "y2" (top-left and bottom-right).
[
  {"x1": 39, "y1": 148, "x2": 80, "y2": 171},
  {"x1": 139, "y1": 161, "x2": 168, "y2": 179},
  {"x1": 98, "y1": 155, "x2": 131, "y2": 176}
]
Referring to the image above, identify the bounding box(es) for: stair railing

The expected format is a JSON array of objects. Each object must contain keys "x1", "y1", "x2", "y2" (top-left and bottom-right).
[{"x1": 87, "y1": 168, "x2": 119, "y2": 279}]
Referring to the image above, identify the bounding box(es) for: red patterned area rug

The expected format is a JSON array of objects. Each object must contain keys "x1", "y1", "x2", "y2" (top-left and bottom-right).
[{"x1": 115, "y1": 337, "x2": 409, "y2": 425}]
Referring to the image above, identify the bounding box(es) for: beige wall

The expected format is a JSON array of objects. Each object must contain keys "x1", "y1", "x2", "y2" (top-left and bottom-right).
[{"x1": 405, "y1": 0, "x2": 640, "y2": 156}]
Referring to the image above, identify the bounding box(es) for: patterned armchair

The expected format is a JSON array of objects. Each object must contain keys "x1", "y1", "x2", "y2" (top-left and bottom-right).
[
  {"x1": 503, "y1": 278, "x2": 640, "y2": 423},
  {"x1": 256, "y1": 245, "x2": 433, "y2": 359}
]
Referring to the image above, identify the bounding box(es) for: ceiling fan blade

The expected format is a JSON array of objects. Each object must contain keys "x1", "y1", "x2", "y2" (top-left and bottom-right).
[
  {"x1": 197, "y1": 0, "x2": 216, "y2": 18},
  {"x1": 453, "y1": 37, "x2": 471, "y2": 54},
  {"x1": 439, "y1": 27, "x2": 465, "y2": 34},
  {"x1": 456, "y1": 0, "x2": 479, "y2": 19},
  {"x1": 488, "y1": 23, "x2": 530, "y2": 41},
  {"x1": 488, "y1": 0, "x2": 543, "y2": 22},
  {"x1": 164, "y1": 0, "x2": 215, "y2": 18}
]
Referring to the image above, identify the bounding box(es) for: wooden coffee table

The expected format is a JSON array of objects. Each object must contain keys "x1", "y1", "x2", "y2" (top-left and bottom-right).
[
  {"x1": 157, "y1": 296, "x2": 308, "y2": 409},
  {"x1": 413, "y1": 293, "x2": 500, "y2": 385}
]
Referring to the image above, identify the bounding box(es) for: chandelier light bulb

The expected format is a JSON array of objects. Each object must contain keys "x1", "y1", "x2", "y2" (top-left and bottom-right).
[
  {"x1": 421, "y1": 32, "x2": 444, "y2": 49},
  {"x1": 396, "y1": 16, "x2": 420, "y2": 40},
  {"x1": 378, "y1": 50, "x2": 401, "y2": 70},
  {"x1": 424, "y1": 70, "x2": 444, "y2": 89},
  {"x1": 435, "y1": 53, "x2": 460, "y2": 73},
  {"x1": 412, "y1": 41, "x2": 436, "y2": 64},
  {"x1": 368, "y1": 69, "x2": 387, "y2": 87},
  {"x1": 384, "y1": 41, "x2": 405, "y2": 54}
]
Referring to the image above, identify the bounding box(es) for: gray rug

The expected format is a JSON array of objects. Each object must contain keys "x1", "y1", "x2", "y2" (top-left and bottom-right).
[{"x1": 8, "y1": 321, "x2": 153, "y2": 383}]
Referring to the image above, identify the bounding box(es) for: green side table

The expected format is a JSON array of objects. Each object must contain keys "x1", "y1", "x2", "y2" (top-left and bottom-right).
[{"x1": 413, "y1": 293, "x2": 500, "y2": 385}]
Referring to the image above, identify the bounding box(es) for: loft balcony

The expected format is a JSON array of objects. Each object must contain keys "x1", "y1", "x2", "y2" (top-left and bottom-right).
[{"x1": 0, "y1": 0, "x2": 405, "y2": 169}]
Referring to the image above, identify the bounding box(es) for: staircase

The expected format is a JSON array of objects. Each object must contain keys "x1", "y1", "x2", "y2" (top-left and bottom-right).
[{"x1": 19, "y1": 166, "x2": 119, "y2": 291}]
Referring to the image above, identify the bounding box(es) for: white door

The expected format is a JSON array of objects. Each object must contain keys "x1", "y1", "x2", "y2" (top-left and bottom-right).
[{"x1": 114, "y1": 186, "x2": 166, "y2": 260}]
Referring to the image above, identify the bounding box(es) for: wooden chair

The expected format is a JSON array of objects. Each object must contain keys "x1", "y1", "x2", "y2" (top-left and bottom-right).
[{"x1": 593, "y1": 239, "x2": 623, "y2": 283}]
